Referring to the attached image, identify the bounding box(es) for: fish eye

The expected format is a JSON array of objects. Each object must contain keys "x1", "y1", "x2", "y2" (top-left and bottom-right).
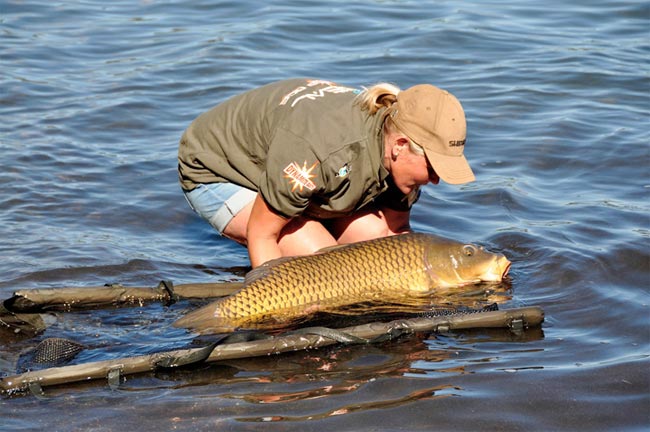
[{"x1": 463, "y1": 245, "x2": 477, "y2": 256}]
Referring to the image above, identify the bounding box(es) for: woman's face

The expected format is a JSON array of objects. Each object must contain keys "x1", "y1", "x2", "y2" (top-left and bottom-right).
[{"x1": 389, "y1": 142, "x2": 440, "y2": 195}]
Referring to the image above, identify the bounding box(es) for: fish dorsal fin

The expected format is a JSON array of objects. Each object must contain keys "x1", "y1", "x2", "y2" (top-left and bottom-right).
[
  {"x1": 314, "y1": 244, "x2": 348, "y2": 254},
  {"x1": 244, "y1": 256, "x2": 296, "y2": 285}
]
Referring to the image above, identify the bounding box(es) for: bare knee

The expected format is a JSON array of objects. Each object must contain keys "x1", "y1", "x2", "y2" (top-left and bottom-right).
[
  {"x1": 332, "y1": 211, "x2": 391, "y2": 244},
  {"x1": 277, "y1": 218, "x2": 337, "y2": 256}
]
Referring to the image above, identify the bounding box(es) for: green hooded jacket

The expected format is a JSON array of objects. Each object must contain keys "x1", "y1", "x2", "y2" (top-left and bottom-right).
[{"x1": 178, "y1": 78, "x2": 417, "y2": 219}]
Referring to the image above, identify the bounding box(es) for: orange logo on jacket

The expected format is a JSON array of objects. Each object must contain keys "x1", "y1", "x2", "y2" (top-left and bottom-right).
[{"x1": 283, "y1": 161, "x2": 318, "y2": 192}]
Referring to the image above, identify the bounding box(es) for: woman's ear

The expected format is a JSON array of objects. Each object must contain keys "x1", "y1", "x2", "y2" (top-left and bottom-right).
[{"x1": 393, "y1": 137, "x2": 410, "y2": 158}]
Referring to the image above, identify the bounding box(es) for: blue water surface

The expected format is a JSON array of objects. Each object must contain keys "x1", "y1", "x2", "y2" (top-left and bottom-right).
[{"x1": 1, "y1": 1, "x2": 648, "y2": 431}]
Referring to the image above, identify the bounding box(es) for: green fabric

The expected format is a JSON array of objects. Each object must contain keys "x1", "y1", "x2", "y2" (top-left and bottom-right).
[{"x1": 178, "y1": 78, "x2": 416, "y2": 218}]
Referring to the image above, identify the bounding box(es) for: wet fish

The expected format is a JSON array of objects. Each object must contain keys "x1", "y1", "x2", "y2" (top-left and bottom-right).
[{"x1": 174, "y1": 233, "x2": 511, "y2": 334}]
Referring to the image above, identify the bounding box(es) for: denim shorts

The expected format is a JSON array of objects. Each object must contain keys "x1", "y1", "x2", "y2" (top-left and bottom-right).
[{"x1": 183, "y1": 183, "x2": 257, "y2": 234}]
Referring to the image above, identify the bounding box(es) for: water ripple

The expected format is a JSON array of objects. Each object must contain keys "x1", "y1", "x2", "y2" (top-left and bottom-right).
[{"x1": 1, "y1": 0, "x2": 649, "y2": 430}]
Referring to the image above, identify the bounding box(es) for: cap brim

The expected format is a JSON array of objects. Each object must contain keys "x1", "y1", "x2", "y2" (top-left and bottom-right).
[{"x1": 424, "y1": 149, "x2": 475, "y2": 185}]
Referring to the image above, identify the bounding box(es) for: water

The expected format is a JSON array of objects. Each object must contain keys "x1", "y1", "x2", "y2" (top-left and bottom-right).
[{"x1": 1, "y1": 0, "x2": 648, "y2": 430}]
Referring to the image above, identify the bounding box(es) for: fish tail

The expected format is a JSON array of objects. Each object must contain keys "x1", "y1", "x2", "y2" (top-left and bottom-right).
[{"x1": 173, "y1": 300, "x2": 236, "y2": 334}]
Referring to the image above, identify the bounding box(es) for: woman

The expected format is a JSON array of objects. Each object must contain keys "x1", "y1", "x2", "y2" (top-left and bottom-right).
[{"x1": 178, "y1": 78, "x2": 475, "y2": 267}]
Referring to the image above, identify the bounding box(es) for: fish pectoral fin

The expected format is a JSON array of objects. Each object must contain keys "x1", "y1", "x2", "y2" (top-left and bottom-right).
[
  {"x1": 424, "y1": 271, "x2": 443, "y2": 288},
  {"x1": 409, "y1": 289, "x2": 435, "y2": 298}
]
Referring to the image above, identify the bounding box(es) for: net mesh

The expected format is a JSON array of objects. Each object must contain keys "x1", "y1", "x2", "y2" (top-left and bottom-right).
[{"x1": 30, "y1": 338, "x2": 84, "y2": 365}]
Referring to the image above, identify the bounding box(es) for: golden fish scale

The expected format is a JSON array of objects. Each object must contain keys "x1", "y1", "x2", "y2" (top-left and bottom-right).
[{"x1": 217, "y1": 234, "x2": 431, "y2": 325}]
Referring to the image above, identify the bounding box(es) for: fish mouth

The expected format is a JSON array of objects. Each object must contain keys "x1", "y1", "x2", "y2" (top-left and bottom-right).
[
  {"x1": 482, "y1": 255, "x2": 511, "y2": 282},
  {"x1": 501, "y1": 259, "x2": 511, "y2": 278},
  {"x1": 498, "y1": 256, "x2": 511, "y2": 280}
]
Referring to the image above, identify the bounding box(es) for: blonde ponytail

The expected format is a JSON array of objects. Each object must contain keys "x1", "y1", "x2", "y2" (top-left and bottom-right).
[
  {"x1": 355, "y1": 82, "x2": 401, "y2": 114},
  {"x1": 356, "y1": 82, "x2": 424, "y2": 156}
]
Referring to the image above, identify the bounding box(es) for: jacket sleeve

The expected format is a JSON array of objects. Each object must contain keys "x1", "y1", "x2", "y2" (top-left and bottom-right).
[{"x1": 257, "y1": 127, "x2": 324, "y2": 218}]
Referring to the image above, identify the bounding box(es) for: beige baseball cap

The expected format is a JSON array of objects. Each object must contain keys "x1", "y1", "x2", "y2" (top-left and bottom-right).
[{"x1": 387, "y1": 84, "x2": 475, "y2": 184}]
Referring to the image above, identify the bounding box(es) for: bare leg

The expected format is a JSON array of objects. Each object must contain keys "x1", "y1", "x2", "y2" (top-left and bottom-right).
[
  {"x1": 223, "y1": 201, "x2": 336, "y2": 256},
  {"x1": 277, "y1": 217, "x2": 337, "y2": 256},
  {"x1": 221, "y1": 201, "x2": 254, "y2": 245},
  {"x1": 223, "y1": 201, "x2": 409, "y2": 257},
  {"x1": 330, "y1": 206, "x2": 411, "y2": 244}
]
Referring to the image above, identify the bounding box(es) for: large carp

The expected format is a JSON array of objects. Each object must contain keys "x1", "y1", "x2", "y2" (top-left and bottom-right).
[{"x1": 174, "y1": 233, "x2": 511, "y2": 334}]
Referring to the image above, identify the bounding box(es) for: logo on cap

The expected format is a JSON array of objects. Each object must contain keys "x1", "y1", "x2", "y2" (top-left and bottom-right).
[{"x1": 449, "y1": 140, "x2": 466, "y2": 147}]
